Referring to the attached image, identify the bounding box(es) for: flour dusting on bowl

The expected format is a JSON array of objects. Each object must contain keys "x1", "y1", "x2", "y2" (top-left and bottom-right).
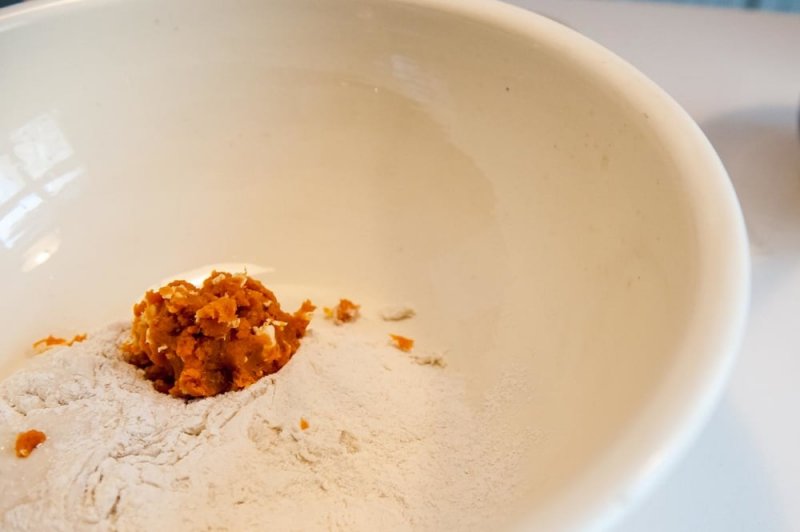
[{"x1": 0, "y1": 316, "x2": 522, "y2": 531}]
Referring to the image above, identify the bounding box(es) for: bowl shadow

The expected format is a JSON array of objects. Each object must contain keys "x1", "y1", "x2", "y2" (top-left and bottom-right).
[
  {"x1": 612, "y1": 398, "x2": 785, "y2": 531},
  {"x1": 700, "y1": 105, "x2": 800, "y2": 258}
]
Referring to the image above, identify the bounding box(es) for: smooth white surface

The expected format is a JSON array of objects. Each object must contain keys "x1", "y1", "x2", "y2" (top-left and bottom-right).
[
  {"x1": 502, "y1": 1, "x2": 800, "y2": 530},
  {"x1": 0, "y1": 0, "x2": 750, "y2": 530}
]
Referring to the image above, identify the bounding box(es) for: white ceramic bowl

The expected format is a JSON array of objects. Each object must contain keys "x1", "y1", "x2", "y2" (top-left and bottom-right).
[{"x1": 0, "y1": 0, "x2": 748, "y2": 530}]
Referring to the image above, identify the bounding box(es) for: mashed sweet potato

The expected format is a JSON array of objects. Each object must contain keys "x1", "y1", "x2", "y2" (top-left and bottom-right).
[{"x1": 123, "y1": 271, "x2": 315, "y2": 398}]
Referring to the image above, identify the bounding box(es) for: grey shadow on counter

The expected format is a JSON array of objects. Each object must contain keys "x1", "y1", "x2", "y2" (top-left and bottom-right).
[
  {"x1": 700, "y1": 105, "x2": 800, "y2": 315},
  {"x1": 612, "y1": 399, "x2": 785, "y2": 531},
  {"x1": 700, "y1": 105, "x2": 800, "y2": 258}
]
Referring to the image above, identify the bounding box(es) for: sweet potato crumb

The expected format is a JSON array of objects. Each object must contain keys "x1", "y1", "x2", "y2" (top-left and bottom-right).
[
  {"x1": 15, "y1": 430, "x2": 46, "y2": 458},
  {"x1": 324, "y1": 299, "x2": 360, "y2": 325},
  {"x1": 300, "y1": 418, "x2": 310, "y2": 431},
  {"x1": 32, "y1": 334, "x2": 87, "y2": 353},
  {"x1": 389, "y1": 334, "x2": 414, "y2": 352}
]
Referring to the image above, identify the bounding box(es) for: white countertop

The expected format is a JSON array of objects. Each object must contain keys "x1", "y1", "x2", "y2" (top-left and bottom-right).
[{"x1": 502, "y1": 1, "x2": 800, "y2": 529}]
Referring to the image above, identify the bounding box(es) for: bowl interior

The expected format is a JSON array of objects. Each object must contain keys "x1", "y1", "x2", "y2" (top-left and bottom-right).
[{"x1": 0, "y1": 0, "x2": 745, "y2": 529}]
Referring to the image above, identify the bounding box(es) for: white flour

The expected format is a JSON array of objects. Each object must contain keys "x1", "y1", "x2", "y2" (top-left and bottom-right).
[{"x1": 0, "y1": 317, "x2": 519, "y2": 531}]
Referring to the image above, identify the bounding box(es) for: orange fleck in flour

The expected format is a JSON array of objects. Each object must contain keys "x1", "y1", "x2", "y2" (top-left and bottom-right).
[
  {"x1": 32, "y1": 334, "x2": 87, "y2": 352},
  {"x1": 389, "y1": 334, "x2": 414, "y2": 352},
  {"x1": 15, "y1": 430, "x2": 46, "y2": 458},
  {"x1": 323, "y1": 298, "x2": 360, "y2": 325}
]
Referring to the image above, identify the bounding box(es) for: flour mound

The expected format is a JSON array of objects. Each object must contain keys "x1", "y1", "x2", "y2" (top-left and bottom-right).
[{"x1": 0, "y1": 321, "x2": 518, "y2": 531}]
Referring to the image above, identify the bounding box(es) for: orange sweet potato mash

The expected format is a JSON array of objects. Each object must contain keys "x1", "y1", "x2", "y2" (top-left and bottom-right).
[
  {"x1": 123, "y1": 271, "x2": 315, "y2": 398},
  {"x1": 15, "y1": 429, "x2": 46, "y2": 458}
]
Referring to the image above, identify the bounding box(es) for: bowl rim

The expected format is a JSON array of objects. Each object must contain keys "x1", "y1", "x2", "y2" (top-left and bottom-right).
[{"x1": 0, "y1": 0, "x2": 751, "y2": 530}]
